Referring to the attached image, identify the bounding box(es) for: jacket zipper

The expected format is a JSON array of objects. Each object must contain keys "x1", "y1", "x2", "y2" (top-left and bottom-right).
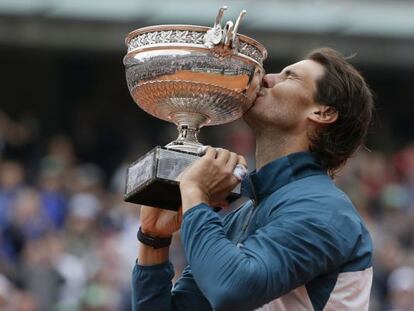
[{"x1": 237, "y1": 176, "x2": 258, "y2": 244}]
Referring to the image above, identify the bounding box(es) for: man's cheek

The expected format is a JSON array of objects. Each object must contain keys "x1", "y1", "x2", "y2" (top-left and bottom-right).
[{"x1": 270, "y1": 85, "x2": 289, "y2": 98}]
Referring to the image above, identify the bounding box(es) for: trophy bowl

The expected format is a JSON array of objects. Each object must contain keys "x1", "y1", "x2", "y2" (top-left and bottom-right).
[{"x1": 123, "y1": 7, "x2": 267, "y2": 210}]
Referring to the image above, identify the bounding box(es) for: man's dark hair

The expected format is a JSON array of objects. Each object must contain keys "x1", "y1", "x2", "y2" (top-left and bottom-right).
[{"x1": 306, "y1": 48, "x2": 374, "y2": 176}]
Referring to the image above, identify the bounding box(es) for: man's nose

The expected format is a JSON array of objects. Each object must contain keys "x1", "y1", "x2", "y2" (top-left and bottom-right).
[{"x1": 262, "y1": 74, "x2": 280, "y2": 88}]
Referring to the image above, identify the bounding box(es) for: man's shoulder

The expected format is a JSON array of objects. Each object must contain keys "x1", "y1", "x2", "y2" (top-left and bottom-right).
[
  {"x1": 265, "y1": 173, "x2": 352, "y2": 210},
  {"x1": 262, "y1": 174, "x2": 366, "y2": 233},
  {"x1": 263, "y1": 174, "x2": 372, "y2": 267},
  {"x1": 282, "y1": 172, "x2": 344, "y2": 195}
]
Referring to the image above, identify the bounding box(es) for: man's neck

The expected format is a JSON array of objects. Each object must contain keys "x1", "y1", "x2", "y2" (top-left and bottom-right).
[{"x1": 255, "y1": 130, "x2": 309, "y2": 170}]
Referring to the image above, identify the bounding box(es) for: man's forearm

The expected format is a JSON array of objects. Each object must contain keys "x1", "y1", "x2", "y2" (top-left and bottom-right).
[
  {"x1": 137, "y1": 242, "x2": 169, "y2": 265},
  {"x1": 133, "y1": 241, "x2": 213, "y2": 311},
  {"x1": 133, "y1": 243, "x2": 171, "y2": 310},
  {"x1": 132, "y1": 259, "x2": 175, "y2": 311}
]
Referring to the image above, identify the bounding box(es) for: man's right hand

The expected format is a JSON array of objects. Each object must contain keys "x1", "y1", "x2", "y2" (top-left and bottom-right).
[{"x1": 140, "y1": 205, "x2": 182, "y2": 238}]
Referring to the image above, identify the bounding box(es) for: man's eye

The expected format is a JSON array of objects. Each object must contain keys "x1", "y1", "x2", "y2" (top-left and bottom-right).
[{"x1": 285, "y1": 70, "x2": 297, "y2": 79}]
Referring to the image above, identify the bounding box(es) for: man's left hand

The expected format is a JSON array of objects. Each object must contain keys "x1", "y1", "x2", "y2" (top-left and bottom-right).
[{"x1": 179, "y1": 147, "x2": 247, "y2": 213}]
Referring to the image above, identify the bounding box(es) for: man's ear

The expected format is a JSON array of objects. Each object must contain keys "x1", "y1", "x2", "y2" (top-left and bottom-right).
[{"x1": 308, "y1": 105, "x2": 338, "y2": 125}]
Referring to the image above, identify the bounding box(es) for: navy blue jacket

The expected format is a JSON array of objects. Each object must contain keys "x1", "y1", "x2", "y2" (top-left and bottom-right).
[{"x1": 132, "y1": 152, "x2": 373, "y2": 311}]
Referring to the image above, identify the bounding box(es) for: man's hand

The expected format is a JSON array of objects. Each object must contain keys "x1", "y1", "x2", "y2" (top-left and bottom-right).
[{"x1": 179, "y1": 147, "x2": 247, "y2": 213}]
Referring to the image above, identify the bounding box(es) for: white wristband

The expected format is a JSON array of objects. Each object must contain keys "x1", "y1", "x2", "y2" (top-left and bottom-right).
[{"x1": 233, "y1": 164, "x2": 248, "y2": 181}]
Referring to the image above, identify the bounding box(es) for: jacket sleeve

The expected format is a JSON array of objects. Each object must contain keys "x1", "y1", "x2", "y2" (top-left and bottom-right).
[
  {"x1": 131, "y1": 261, "x2": 174, "y2": 311},
  {"x1": 131, "y1": 259, "x2": 213, "y2": 310},
  {"x1": 180, "y1": 203, "x2": 363, "y2": 311}
]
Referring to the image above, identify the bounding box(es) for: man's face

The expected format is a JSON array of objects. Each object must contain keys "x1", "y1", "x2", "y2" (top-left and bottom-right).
[{"x1": 244, "y1": 59, "x2": 325, "y2": 133}]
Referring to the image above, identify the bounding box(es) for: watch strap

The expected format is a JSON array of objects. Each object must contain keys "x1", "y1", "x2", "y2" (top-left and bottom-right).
[{"x1": 137, "y1": 227, "x2": 172, "y2": 249}]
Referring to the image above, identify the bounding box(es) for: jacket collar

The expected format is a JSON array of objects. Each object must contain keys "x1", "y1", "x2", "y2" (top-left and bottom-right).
[{"x1": 241, "y1": 152, "x2": 327, "y2": 202}]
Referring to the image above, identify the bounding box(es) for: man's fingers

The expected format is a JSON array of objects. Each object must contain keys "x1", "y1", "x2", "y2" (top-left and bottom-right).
[
  {"x1": 203, "y1": 146, "x2": 217, "y2": 159},
  {"x1": 237, "y1": 155, "x2": 248, "y2": 168},
  {"x1": 225, "y1": 152, "x2": 239, "y2": 172},
  {"x1": 216, "y1": 148, "x2": 231, "y2": 165}
]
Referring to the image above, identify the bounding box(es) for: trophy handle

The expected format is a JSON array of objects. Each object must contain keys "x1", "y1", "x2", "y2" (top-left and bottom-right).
[
  {"x1": 214, "y1": 6, "x2": 227, "y2": 29},
  {"x1": 231, "y1": 10, "x2": 246, "y2": 47},
  {"x1": 204, "y1": 6, "x2": 227, "y2": 47},
  {"x1": 223, "y1": 21, "x2": 234, "y2": 47},
  {"x1": 204, "y1": 8, "x2": 247, "y2": 51}
]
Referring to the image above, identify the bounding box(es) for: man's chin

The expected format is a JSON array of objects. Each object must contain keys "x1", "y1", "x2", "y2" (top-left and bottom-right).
[
  {"x1": 245, "y1": 96, "x2": 262, "y2": 115},
  {"x1": 242, "y1": 100, "x2": 259, "y2": 127}
]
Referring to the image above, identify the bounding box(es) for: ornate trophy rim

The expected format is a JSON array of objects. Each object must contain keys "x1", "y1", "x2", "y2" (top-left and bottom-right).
[
  {"x1": 124, "y1": 46, "x2": 261, "y2": 70},
  {"x1": 126, "y1": 24, "x2": 267, "y2": 55},
  {"x1": 125, "y1": 24, "x2": 267, "y2": 65}
]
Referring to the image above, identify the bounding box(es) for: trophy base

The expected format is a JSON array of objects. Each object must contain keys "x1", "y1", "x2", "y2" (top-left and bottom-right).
[{"x1": 124, "y1": 146, "x2": 241, "y2": 211}]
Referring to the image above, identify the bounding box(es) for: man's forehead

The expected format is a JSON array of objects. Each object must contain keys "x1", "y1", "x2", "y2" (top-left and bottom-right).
[{"x1": 284, "y1": 60, "x2": 325, "y2": 80}]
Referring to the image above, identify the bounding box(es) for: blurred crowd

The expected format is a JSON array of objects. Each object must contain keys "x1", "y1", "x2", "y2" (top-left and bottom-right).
[
  {"x1": 1, "y1": 109, "x2": 414, "y2": 311},
  {"x1": 336, "y1": 145, "x2": 414, "y2": 311},
  {"x1": 0, "y1": 110, "x2": 146, "y2": 311}
]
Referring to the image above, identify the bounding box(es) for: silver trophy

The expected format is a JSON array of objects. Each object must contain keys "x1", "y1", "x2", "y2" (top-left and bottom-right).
[{"x1": 123, "y1": 7, "x2": 267, "y2": 210}]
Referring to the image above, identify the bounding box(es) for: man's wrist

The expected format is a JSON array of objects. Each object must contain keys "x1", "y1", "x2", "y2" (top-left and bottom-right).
[
  {"x1": 137, "y1": 242, "x2": 169, "y2": 266},
  {"x1": 137, "y1": 227, "x2": 172, "y2": 249},
  {"x1": 180, "y1": 184, "x2": 210, "y2": 213}
]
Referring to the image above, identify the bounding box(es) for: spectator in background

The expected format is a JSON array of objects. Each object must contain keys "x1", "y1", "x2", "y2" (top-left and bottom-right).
[
  {"x1": 0, "y1": 273, "x2": 13, "y2": 310},
  {"x1": 12, "y1": 189, "x2": 52, "y2": 240},
  {"x1": 0, "y1": 111, "x2": 30, "y2": 157},
  {"x1": 386, "y1": 266, "x2": 414, "y2": 311},
  {"x1": 0, "y1": 161, "x2": 25, "y2": 229},
  {"x1": 19, "y1": 234, "x2": 63, "y2": 311},
  {"x1": 37, "y1": 167, "x2": 67, "y2": 229},
  {"x1": 0, "y1": 272, "x2": 39, "y2": 311},
  {"x1": 36, "y1": 135, "x2": 77, "y2": 229},
  {"x1": 0, "y1": 161, "x2": 26, "y2": 264}
]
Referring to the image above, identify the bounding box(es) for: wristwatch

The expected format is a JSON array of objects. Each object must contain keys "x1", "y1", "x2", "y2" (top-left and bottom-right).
[{"x1": 137, "y1": 227, "x2": 172, "y2": 249}]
